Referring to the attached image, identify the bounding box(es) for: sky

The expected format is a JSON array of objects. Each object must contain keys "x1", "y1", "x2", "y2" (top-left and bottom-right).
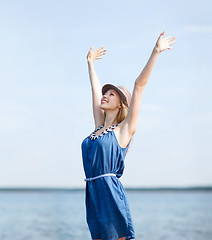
[{"x1": 0, "y1": 0, "x2": 211, "y2": 188}]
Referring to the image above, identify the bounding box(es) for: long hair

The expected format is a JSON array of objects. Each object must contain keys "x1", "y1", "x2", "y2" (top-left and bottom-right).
[
  {"x1": 103, "y1": 101, "x2": 129, "y2": 125},
  {"x1": 103, "y1": 101, "x2": 132, "y2": 153}
]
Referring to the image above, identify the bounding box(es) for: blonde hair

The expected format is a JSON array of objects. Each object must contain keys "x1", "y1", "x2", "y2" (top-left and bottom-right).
[
  {"x1": 103, "y1": 101, "x2": 129, "y2": 125},
  {"x1": 103, "y1": 101, "x2": 133, "y2": 152}
]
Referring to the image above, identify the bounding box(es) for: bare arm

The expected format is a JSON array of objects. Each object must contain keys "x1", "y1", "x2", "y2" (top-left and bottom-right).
[
  {"x1": 87, "y1": 46, "x2": 106, "y2": 128},
  {"x1": 119, "y1": 31, "x2": 176, "y2": 142}
]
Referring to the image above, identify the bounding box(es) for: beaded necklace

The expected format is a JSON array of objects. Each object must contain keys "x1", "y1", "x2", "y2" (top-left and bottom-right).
[{"x1": 89, "y1": 124, "x2": 118, "y2": 140}]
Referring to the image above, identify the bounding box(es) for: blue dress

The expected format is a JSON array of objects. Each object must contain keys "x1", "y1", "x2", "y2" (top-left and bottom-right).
[{"x1": 81, "y1": 124, "x2": 135, "y2": 240}]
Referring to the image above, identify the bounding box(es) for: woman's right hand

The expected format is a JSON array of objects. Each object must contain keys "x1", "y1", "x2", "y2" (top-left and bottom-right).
[{"x1": 87, "y1": 46, "x2": 106, "y2": 63}]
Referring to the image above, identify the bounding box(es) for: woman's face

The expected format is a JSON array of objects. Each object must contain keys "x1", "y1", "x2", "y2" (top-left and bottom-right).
[{"x1": 100, "y1": 89, "x2": 121, "y2": 110}]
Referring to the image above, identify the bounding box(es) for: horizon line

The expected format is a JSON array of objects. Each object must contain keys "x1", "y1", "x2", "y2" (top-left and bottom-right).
[{"x1": 0, "y1": 185, "x2": 212, "y2": 192}]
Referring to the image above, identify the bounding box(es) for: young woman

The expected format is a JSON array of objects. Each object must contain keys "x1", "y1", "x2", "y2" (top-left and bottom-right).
[{"x1": 81, "y1": 31, "x2": 176, "y2": 240}]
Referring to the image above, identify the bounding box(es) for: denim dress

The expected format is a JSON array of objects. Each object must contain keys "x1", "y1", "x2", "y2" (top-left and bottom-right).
[{"x1": 81, "y1": 124, "x2": 135, "y2": 240}]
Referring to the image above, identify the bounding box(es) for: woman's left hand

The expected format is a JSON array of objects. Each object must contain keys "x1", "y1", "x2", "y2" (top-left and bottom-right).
[{"x1": 154, "y1": 31, "x2": 176, "y2": 53}]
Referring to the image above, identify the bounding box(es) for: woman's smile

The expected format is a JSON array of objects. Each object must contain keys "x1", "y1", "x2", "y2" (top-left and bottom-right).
[{"x1": 101, "y1": 98, "x2": 108, "y2": 104}]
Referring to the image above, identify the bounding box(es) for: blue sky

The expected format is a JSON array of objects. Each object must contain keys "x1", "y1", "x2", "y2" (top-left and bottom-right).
[{"x1": 0, "y1": 0, "x2": 211, "y2": 188}]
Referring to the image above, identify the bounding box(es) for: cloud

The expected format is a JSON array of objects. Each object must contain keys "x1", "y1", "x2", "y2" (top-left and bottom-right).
[{"x1": 184, "y1": 25, "x2": 212, "y2": 34}]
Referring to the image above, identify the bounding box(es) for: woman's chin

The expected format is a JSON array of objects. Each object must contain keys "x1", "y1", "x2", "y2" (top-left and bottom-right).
[
  {"x1": 100, "y1": 105, "x2": 106, "y2": 110},
  {"x1": 100, "y1": 104, "x2": 110, "y2": 111}
]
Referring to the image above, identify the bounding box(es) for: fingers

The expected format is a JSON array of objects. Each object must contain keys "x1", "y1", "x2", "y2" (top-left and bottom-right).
[
  {"x1": 168, "y1": 36, "x2": 176, "y2": 46},
  {"x1": 97, "y1": 46, "x2": 104, "y2": 52},
  {"x1": 87, "y1": 45, "x2": 107, "y2": 62},
  {"x1": 90, "y1": 46, "x2": 106, "y2": 54},
  {"x1": 96, "y1": 47, "x2": 107, "y2": 57},
  {"x1": 159, "y1": 31, "x2": 165, "y2": 38},
  {"x1": 98, "y1": 50, "x2": 107, "y2": 56},
  {"x1": 165, "y1": 36, "x2": 176, "y2": 48},
  {"x1": 167, "y1": 36, "x2": 176, "y2": 41},
  {"x1": 159, "y1": 31, "x2": 176, "y2": 42},
  {"x1": 97, "y1": 48, "x2": 106, "y2": 55},
  {"x1": 90, "y1": 46, "x2": 107, "y2": 60},
  {"x1": 96, "y1": 52, "x2": 106, "y2": 60},
  {"x1": 97, "y1": 48, "x2": 106, "y2": 53},
  {"x1": 88, "y1": 45, "x2": 107, "y2": 58},
  {"x1": 157, "y1": 31, "x2": 165, "y2": 42},
  {"x1": 89, "y1": 45, "x2": 105, "y2": 52},
  {"x1": 169, "y1": 40, "x2": 176, "y2": 45}
]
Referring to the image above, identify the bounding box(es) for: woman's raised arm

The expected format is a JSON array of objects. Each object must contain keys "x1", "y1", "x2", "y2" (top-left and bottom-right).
[
  {"x1": 87, "y1": 46, "x2": 106, "y2": 128},
  {"x1": 121, "y1": 31, "x2": 176, "y2": 138}
]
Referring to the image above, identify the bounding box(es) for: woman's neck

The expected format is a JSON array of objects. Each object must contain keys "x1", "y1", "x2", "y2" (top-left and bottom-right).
[{"x1": 104, "y1": 111, "x2": 119, "y2": 128}]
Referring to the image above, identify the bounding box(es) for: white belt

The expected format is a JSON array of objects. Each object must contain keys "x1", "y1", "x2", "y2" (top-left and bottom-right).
[{"x1": 84, "y1": 173, "x2": 116, "y2": 182}]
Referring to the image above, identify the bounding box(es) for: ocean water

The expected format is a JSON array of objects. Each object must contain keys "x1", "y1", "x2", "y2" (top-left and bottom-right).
[{"x1": 0, "y1": 190, "x2": 212, "y2": 240}]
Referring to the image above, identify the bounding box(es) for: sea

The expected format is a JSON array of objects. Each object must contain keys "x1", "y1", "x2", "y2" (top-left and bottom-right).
[{"x1": 0, "y1": 189, "x2": 212, "y2": 240}]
